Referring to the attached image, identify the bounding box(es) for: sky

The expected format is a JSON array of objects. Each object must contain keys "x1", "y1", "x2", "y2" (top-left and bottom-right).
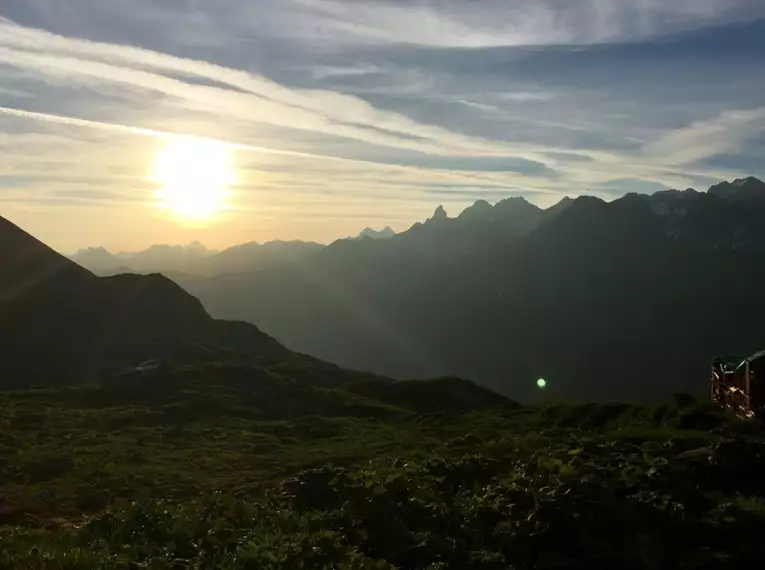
[{"x1": 1, "y1": 0, "x2": 764, "y2": 252}]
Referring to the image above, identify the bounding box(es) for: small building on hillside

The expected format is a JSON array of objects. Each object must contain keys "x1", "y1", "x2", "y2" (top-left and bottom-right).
[{"x1": 712, "y1": 350, "x2": 765, "y2": 419}]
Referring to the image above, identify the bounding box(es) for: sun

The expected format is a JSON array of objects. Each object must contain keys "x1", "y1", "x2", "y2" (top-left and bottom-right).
[{"x1": 153, "y1": 137, "x2": 234, "y2": 221}]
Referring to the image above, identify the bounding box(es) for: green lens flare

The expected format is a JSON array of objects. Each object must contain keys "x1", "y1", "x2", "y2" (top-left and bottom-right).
[{"x1": 537, "y1": 378, "x2": 547, "y2": 389}]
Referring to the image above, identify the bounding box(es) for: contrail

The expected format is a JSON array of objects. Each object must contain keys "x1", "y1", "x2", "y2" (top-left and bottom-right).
[
  {"x1": 0, "y1": 105, "x2": 357, "y2": 163},
  {"x1": 0, "y1": 105, "x2": 532, "y2": 190},
  {"x1": 0, "y1": 105, "x2": 171, "y2": 139}
]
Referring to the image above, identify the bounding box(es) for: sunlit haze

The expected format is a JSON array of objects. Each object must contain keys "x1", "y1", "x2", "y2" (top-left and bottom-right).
[
  {"x1": 153, "y1": 138, "x2": 233, "y2": 223},
  {"x1": 1, "y1": 0, "x2": 764, "y2": 253}
]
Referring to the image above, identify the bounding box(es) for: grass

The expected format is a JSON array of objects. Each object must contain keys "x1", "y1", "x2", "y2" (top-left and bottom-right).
[{"x1": 1, "y1": 366, "x2": 764, "y2": 568}]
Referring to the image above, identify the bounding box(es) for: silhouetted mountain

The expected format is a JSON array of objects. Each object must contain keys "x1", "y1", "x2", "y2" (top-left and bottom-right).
[
  {"x1": 0, "y1": 215, "x2": 296, "y2": 388},
  {"x1": 386, "y1": 198, "x2": 545, "y2": 262},
  {"x1": 174, "y1": 178, "x2": 765, "y2": 403},
  {"x1": 429, "y1": 205, "x2": 448, "y2": 222}
]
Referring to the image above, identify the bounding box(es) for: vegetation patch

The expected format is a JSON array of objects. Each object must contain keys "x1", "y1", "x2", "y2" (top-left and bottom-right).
[{"x1": 1, "y1": 373, "x2": 764, "y2": 568}]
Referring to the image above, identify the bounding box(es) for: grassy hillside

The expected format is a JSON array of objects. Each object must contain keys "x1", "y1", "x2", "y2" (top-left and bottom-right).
[{"x1": 2, "y1": 368, "x2": 764, "y2": 569}]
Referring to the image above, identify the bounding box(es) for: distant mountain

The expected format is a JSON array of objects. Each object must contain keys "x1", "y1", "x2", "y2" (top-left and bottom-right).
[
  {"x1": 127, "y1": 243, "x2": 215, "y2": 274},
  {"x1": 207, "y1": 240, "x2": 324, "y2": 275},
  {"x1": 355, "y1": 226, "x2": 396, "y2": 240},
  {"x1": 70, "y1": 242, "x2": 214, "y2": 275},
  {"x1": 173, "y1": 177, "x2": 765, "y2": 403},
  {"x1": 70, "y1": 247, "x2": 119, "y2": 274},
  {"x1": 72, "y1": 239, "x2": 323, "y2": 276}
]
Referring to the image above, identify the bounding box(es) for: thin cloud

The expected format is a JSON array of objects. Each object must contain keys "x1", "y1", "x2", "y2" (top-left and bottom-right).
[
  {"x1": 271, "y1": 0, "x2": 765, "y2": 47},
  {"x1": 0, "y1": 12, "x2": 755, "y2": 189},
  {"x1": 0, "y1": 105, "x2": 551, "y2": 192},
  {"x1": 0, "y1": 19, "x2": 564, "y2": 161},
  {"x1": 643, "y1": 107, "x2": 765, "y2": 166}
]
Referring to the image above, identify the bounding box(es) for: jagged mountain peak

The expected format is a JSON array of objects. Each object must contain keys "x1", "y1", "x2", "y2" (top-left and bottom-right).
[
  {"x1": 493, "y1": 196, "x2": 541, "y2": 215},
  {"x1": 357, "y1": 226, "x2": 397, "y2": 240},
  {"x1": 70, "y1": 246, "x2": 118, "y2": 272},
  {"x1": 76, "y1": 246, "x2": 111, "y2": 255},
  {"x1": 458, "y1": 200, "x2": 493, "y2": 220},
  {"x1": 571, "y1": 195, "x2": 607, "y2": 208},
  {"x1": 429, "y1": 205, "x2": 448, "y2": 222},
  {"x1": 652, "y1": 188, "x2": 701, "y2": 199}
]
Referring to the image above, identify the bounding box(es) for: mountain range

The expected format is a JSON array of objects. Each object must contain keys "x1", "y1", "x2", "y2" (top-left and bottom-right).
[
  {"x1": 165, "y1": 177, "x2": 765, "y2": 403},
  {"x1": 71, "y1": 227, "x2": 396, "y2": 276},
  {"x1": 70, "y1": 240, "x2": 322, "y2": 276}
]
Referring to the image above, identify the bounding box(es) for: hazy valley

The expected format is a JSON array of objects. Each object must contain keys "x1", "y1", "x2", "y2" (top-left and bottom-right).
[{"x1": 74, "y1": 177, "x2": 765, "y2": 403}]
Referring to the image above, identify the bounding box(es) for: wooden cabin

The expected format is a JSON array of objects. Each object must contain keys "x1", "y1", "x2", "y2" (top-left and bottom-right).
[{"x1": 712, "y1": 350, "x2": 765, "y2": 419}]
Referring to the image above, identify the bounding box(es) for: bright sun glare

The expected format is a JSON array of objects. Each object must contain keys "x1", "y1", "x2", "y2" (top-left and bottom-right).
[{"x1": 153, "y1": 137, "x2": 234, "y2": 221}]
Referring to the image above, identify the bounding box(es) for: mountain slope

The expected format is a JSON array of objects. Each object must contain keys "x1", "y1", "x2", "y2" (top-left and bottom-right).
[
  {"x1": 1, "y1": 215, "x2": 96, "y2": 296},
  {"x1": 174, "y1": 178, "x2": 765, "y2": 402},
  {"x1": 0, "y1": 215, "x2": 297, "y2": 388}
]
